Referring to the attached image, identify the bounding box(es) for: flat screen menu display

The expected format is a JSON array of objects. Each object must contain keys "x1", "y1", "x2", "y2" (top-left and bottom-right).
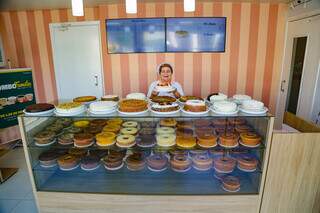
[
  {"x1": 106, "y1": 18, "x2": 166, "y2": 53},
  {"x1": 166, "y1": 17, "x2": 226, "y2": 52}
]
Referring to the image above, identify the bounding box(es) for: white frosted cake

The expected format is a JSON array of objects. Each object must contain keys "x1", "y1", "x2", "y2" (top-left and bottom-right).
[
  {"x1": 89, "y1": 101, "x2": 117, "y2": 112},
  {"x1": 209, "y1": 93, "x2": 228, "y2": 102},
  {"x1": 241, "y1": 100, "x2": 264, "y2": 111},
  {"x1": 233, "y1": 94, "x2": 251, "y2": 102},
  {"x1": 55, "y1": 102, "x2": 85, "y2": 114},
  {"x1": 213, "y1": 101, "x2": 237, "y2": 112},
  {"x1": 126, "y1": 93, "x2": 146, "y2": 100}
]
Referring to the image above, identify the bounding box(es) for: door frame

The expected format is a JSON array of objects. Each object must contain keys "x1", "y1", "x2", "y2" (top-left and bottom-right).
[
  {"x1": 275, "y1": 14, "x2": 320, "y2": 129},
  {"x1": 49, "y1": 21, "x2": 105, "y2": 100}
]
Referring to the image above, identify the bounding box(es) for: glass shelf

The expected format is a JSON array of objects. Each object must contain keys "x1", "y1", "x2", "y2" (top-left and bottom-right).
[
  {"x1": 21, "y1": 111, "x2": 273, "y2": 119},
  {"x1": 20, "y1": 113, "x2": 271, "y2": 196},
  {"x1": 33, "y1": 164, "x2": 261, "y2": 195}
]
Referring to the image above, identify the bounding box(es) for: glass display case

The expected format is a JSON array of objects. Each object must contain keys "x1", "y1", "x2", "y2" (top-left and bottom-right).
[{"x1": 19, "y1": 113, "x2": 273, "y2": 196}]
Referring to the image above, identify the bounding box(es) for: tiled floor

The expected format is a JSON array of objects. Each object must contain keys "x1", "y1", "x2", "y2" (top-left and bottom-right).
[{"x1": 0, "y1": 148, "x2": 37, "y2": 213}]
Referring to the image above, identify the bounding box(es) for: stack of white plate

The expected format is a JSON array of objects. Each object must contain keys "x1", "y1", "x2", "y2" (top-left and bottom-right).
[{"x1": 88, "y1": 101, "x2": 118, "y2": 114}]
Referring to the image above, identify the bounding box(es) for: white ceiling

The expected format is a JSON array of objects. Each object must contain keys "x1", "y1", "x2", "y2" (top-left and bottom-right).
[{"x1": 0, "y1": 0, "x2": 289, "y2": 11}]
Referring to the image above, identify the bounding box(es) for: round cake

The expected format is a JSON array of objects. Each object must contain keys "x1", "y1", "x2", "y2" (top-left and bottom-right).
[
  {"x1": 233, "y1": 94, "x2": 251, "y2": 103},
  {"x1": 237, "y1": 154, "x2": 258, "y2": 172},
  {"x1": 176, "y1": 121, "x2": 193, "y2": 129},
  {"x1": 96, "y1": 132, "x2": 116, "y2": 147},
  {"x1": 73, "y1": 120, "x2": 90, "y2": 128},
  {"x1": 103, "y1": 124, "x2": 121, "y2": 133},
  {"x1": 183, "y1": 100, "x2": 207, "y2": 112},
  {"x1": 25, "y1": 103, "x2": 54, "y2": 113},
  {"x1": 107, "y1": 118, "x2": 123, "y2": 126},
  {"x1": 118, "y1": 99, "x2": 148, "y2": 112},
  {"x1": 101, "y1": 95, "x2": 119, "y2": 102},
  {"x1": 159, "y1": 118, "x2": 177, "y2": 127},
  {"x1": 38, "y1": 150, "x2": 59, "y2": 167},
  {"x1": 170, "y1": 155, "x2": 192, "y2": 172},
  {"x1": 120, "y1": 127, "x2": 138, "y2": 135},
  {"x1": 58, "y1": 133, "x2": 74, "y2": 145},
  {"x1": 83, "y1": 125, "x2": 103, "y2": 135},
  {"x1": 103, "y1": 151, "x2": 124, "y2": 170},
  {"x1": 55, "y1": 102, "x2": 85, "y2": 114},
  {"x1": 126, "y1": 153, "x2": 145, "y2": 171},
  {"x1": 122, "y1": 121, "x2": 138, "y2": 128},
  {"x1": 90, "y1": 119, "x2": 108, "y2": 127},
  {"x1": 212, "y1": 101, "x2": 237, "y2": 113},
  {"x1": 55, "y1": 118, "x2": 72, "y2": 127},
  {"x1": 197, "y1": 133, "x2": 217, "y2": 148},
  {"x1": 156, "y1": 127, "x2": 175, "y2": 135},
  {"x1": 151, "y1": 102, "x2": 180, "y2": 112},
  {"x1": 151, "y1": 96, "x2": 176, "y2": 104},
  {"x1": 136, "y1": 135, "x2": 156, "y2": 148},
  {"x1": 156, "y1": 134, "x2": 176, "y2": 147},
  {"x1": 179, "y1": 96, "x2": 203, "y2": 103},
  {"x1": 192, "y1": 154, "x2": 213, "y2": 171},
  {"x1": 222, "y1": 175, "x2": 240, "y2": 192},
  {"x1": 89, "y1": 101, "x2": 117, "y2": 112},
  {"x1": 45, "y1": 123, "x2": 64, "y2": 133},
  {"x1": 68, "y1": 148, "x2": 87, "y2": 158},
  {"x1": 179, "y1": 95, "x2": 203, "y2": 103},
  {"x1": 219, "y1": 132, "x2": 239, "y2": 148},
  {"x1": 241, "y1": 100, "x2": 264, "y2": 111},
  {"x1": 57, "y1": 154, "x2": 80, "y2": 170},
  {"x1": 139, "y1": 127, "x2": 156, "y2": 135},
  {"x1": 73, "y1": 96, "x2": 96, "y2": 103},
  {"x1": 126, "y1": 92, "x2": 146, "y2": 100},
  {"x1": 195, "y1": 127, "x2": 214, "y2": 136},
  {"x1": 213, "y1": 156, "x2": 236, "y2": 173},
  {"x1": 194, "y1": 119, "x2": 212, "y2": 128},
  {"x1": 81, "y1": 155, "x2": 100, "y2": 171},
  {"x1": 176, "y1": 128, "x2": 194, "y2": 137},
  {"x1": 208, "y1": 93, "x2": 227, "y2": 102},
  {"x1": 146, "y1": 153, "x2": 168, "y2": 172},
  {"x1": 116, "y1": 134, "x2": 136, "y2": 148},
  {"x1": 34, "y1": 130, "x2": 55, "y2": 145},
  {"x1": 240, "y1": 132, "x2": 261, "y2": 147},
  {"x1": 73, "y1": 133, "x2": 94, "y2": 147},
  {"x1": 176, "y1": 136, "x2": 196, "y2": 148},
  {"x1": 140, "y1": 121, "x2": 157, "y2": 128}
]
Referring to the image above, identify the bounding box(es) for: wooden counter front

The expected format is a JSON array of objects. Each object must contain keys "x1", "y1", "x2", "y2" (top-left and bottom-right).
[{"x1": 37, "y1": 192, "x2": 258, "y2": 213}]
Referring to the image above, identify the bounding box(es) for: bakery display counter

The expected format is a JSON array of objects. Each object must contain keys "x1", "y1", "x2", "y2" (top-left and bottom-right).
[{"x1": 18, "y1": 114, "x2": 274, "y2": 213}]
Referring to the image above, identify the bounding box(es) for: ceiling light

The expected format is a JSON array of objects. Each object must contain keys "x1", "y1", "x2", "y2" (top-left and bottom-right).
[
  {"x1": 126, "y1": 0, "x2": 137, "y2": 14},
  {"x1": 71, "y1": 0, "x2": 84, "y2": 16},
  {"x1": 184, "y1": 0, "x2": 195, "y2": 12}
]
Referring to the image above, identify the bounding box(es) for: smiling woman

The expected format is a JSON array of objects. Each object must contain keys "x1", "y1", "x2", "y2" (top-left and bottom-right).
[{"x1": 147, "y1": 63, "x2": 184, "y2": 99}]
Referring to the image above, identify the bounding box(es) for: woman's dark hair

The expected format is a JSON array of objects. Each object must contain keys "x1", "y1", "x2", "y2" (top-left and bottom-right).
[{"x1": 159, "y1": 63, "x2": 173, "y2": 74}]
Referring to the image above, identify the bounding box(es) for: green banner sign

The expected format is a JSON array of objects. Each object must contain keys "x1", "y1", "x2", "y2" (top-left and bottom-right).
[{"x1": 0, "y1": 68, "x2": 36, "y2": 128}]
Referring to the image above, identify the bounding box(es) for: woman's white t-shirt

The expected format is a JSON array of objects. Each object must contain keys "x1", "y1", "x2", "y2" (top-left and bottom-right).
[{"x1": 147, "y1": 81, "x2": 184, "y2": 98}]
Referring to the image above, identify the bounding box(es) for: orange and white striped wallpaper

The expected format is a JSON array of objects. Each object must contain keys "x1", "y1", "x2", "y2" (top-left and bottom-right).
[{"x1": 0, "y1": 2, "x2": 288, "y2": 113}]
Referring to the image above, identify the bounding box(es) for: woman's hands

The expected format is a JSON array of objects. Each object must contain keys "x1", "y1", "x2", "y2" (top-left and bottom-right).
[{"x1": 171, "y1": 88, "x2": 181, "y2": 98}]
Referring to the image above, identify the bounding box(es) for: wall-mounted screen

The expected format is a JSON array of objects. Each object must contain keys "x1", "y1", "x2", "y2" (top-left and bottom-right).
[
  {"x1": 166, "y1": 17, "x2": 226, "y2": 52},
  {"x1": 106, "y1": 18, "x2": 166, "y2": 53}
]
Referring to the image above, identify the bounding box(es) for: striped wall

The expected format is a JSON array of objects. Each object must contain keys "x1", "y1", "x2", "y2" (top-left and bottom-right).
[{"x1": 0, "y1": 2, "x2": 288, "y2": 113}]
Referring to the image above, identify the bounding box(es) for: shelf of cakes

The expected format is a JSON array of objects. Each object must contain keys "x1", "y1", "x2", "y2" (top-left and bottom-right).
[
  {"x1": 20, "y1": 112, "x2": 271, "y2": 195},
  {"x1": 23, "y1": 93, "x2": 269, "y2": 118}
]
